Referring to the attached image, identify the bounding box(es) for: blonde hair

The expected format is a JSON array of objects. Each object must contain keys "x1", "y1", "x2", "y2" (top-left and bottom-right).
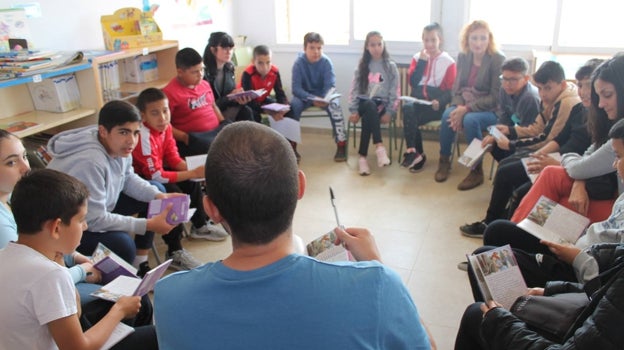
[{"x1": 459, "y1": 20, "x2": 498, "y2": 55}]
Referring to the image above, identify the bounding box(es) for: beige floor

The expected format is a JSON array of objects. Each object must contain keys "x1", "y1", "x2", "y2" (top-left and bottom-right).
[{"x1": 152, "y1": 127, "x2": 496, "y2": 350}]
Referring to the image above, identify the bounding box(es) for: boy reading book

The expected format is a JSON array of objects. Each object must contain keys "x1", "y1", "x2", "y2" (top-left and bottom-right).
[
  {"x1": 132, "y1": 87, "x2": 228, "y2": 270},
  {"x1": 240, "y1": 45, "x2": 301, "y2": 160},
  {"x1": 0, "y1": 169, "x2": 157, "y2": 350},
  {"x1": 291, "y1": 32, "x2": 347, "y2": 162}
]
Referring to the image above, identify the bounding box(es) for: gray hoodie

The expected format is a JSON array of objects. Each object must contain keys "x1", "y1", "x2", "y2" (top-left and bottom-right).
[{"x1": 47, "y1": 125, "x2": 160, "y2": 234}]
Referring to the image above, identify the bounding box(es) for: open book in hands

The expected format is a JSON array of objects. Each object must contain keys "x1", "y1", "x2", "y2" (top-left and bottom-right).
[
  {"x1": 262, "y1": 102, "x2": 291, "y2": 113},
  {"x1": 226, "y1": 88, "x2": 267, "y2": 100},
  {"x1": 306, "y1": 230, "x2": 354, "y2": 262},
  {"x1": 90, "y1": 259, "x2": 172, "y2": 302},
  {"x1": 517, "y1": 195, "x2": 590, "y2": 244},
  {"x1": 468, "y1": 245, "x2": 528, "y2": 309},
  {"x1": 458, "y1": 138, "x2": 492, "y2": 168},
  {"x1": 308, "y1": 87, "x2": 341, "y2": 104},
  {"x1": 521, "y1": 153, "x2": 562, "y2": 183},
  {"x1": 92, "y1": 243, "x2": 138, "y2": 284}
]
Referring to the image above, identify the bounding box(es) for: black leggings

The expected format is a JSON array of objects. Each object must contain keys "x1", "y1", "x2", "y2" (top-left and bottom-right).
[
  {"x1": 402, "y1": 102, "x2": 441, "y2": 154},
  {"x1": 358, "y1": 99, "x2": 385, "y2": 156}
]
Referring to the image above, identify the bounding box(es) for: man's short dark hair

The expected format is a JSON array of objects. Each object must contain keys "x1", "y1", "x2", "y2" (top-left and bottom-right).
[
  {"x1": 175, "y1": 47, "x2": 203, "y2": 70},
  {"x1": 12, "y1": 169, "x2": 89, "y2": 234},
  {"x1": 98, "y1": 100, "x2": 141, "y2": 131},
  {"x1": 303, "y1": 32, "x2": 324, "y2": 49},
  {"x1": 533, "y1": 61, "x2": 565, "y2": 84},
  {"x1": 253, "y1": 45, "x2": 271, "y2": 58},
  {"x1": 575, "y1": 58, "x2": 604, "y2": 81},
  {"x1": 501, "y1": 57, "x2": 529, "y2": 75},
  {"x1": 136, "y1": 87, "x2": 167, "y2": 112},
  {"x1": 204, "y1": 122, "x2": 299, "y2": 244}
]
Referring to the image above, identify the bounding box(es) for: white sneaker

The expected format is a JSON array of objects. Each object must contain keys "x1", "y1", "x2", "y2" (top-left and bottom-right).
[
  {"x1": 375, "y1": 146, "x2": 391, "y2": 167},
  {"x1": 166, "y1": 249, "x2": 202, "y2": 271},
  {"x1": 190, "y1": 222, "x2": 229, "y2": 241},
  {"x1": 358, "y1": 156, "x2": 371, "y2": 176}
]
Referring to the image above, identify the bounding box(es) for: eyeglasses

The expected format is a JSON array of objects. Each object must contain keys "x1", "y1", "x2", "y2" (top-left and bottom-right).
[{"x1": 500, "y1": 75, "x2": 523, "y2": 84}]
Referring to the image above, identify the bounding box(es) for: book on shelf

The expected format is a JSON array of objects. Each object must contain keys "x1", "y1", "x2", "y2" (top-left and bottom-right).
[
  {"x1": 90, "y1": 259, "x2": 172, "y2": 302},
  {"x1": 306, "y1": 230, "x2": 354, "y2": 262},
  {"x1": 308, "y1": 87, "x2": 341, "y2": 103},
  {"x1": 262, "y1": 102, "x2": 291, "y2": 113},
  {"x1": 467, "y1": 244, "x2": 528, "y2": 309},
  {"x1": 398, "y1": 95, "x2": 433, "y2": 106},
  {"x1": 458, "y1": 138, "x2": 492, "y2": 168},
  {"x1": 521, "y1": 153, "x2": 562, "y2": 183},
  {"x1": 517, "y1": 195, "x2": 590, "y2": 244},
  {"x1": 91, "y1": 243, "x2": 138, "y2": 285},
  {"x1": 1, "y1": 120, "x2": 39, "y2": 133},
  {"x1": 226, "y1": 88, "x2": 266, "y2": 101},
  {"x1": 147, "y1": 195, "x2": 192, "y2": 225}
]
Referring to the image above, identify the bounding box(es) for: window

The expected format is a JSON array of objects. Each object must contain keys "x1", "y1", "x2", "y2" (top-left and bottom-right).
[
  {"x1": 469, "y1": 0, "x2": 622, "y2": 53},
  {"x1": 275, "y1": 0, "x2": 433, "y2": 45}
]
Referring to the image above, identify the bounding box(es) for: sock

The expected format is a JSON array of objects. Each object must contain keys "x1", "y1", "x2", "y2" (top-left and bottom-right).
[{"x1": 133, "y1": 255, "x2": 148, "y2": 268}]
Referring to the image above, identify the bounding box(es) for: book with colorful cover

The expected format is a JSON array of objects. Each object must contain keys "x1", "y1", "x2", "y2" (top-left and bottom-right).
[
  {"x1": 467, "y1": 245, "x2": 528, "y2": 309},
  {"x1": 306, "y1": 230, "x2": 353, "y2": 262},
  {"x1": 91, "y1": 243, "x2": 138, "y2": 284},
  {"x1": 458, "y1": 138, "x2": 492, "y2": 168},
  {"x1": 226, "y1": 88, "x2": 266, "y2": 100},
  {"x1": 517, "y1": 195, "x2": 590, "y2": 244},
  {"x1": 90, "y1": 259, "x2": 172, "y2": 302},
  {"x1": 147, "y1": 195, "x2": 191, "y2": 225}
]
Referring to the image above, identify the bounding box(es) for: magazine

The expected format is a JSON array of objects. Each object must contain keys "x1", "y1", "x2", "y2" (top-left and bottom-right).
[
  {"x1": 517, "y1": 195, "x2": 590, "y2": 244},
  {"x1": 521, "y1": 153, "x2": 562, "y2": 183},
  {"x1": 226, "y1": 88, "x2": 266, "y2": 100},
  {"x1": 458, "y1": 139, "x2": 492, "y2": 168},
  {"x1": 92, "y1": 243, "x2": 138, "y2": 284},
  {"x1": 147, "y1": 195, "x2": 191, "y2": 225},
  {"x1": 308, "y1": 87, "x2": 341, "y2": 103},
  {"x1": 306, "y1": 230, "x2": 353, "y2": 262},
  {"x1": 91, "y1": 259, "x2": 172, "y2": 302},
  {"x1": 399, "y1": 96, "x2": 433, "y2": 106},
  {"x1": 467, "y1": 245, "x2": 528, "y2": 309}
]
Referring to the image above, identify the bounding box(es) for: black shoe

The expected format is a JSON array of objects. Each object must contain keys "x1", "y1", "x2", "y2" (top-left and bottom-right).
[
  {"x1": 334, "y1": 142, "x2": 347, "y2": 162},
  {"x1": 137, "y1": 261, "x2": 151, "y2": 278},
  {"x1": 409, "y1": 154, "x2": 427, "y2": 173},
  {"x1": 460, "y1": 221, "x2": 487, "y2": 238},
  {"x1": 400, "y1": 152, "x2": 418, "y2": 168}
]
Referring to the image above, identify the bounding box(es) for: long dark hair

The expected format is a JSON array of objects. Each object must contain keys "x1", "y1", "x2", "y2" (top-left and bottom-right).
[
  {"x1": 588, "y1": 55, "x2": 624, "y2": 146},
  {"x1": 203, "y1": 32, "x2": 235, "y2": 79},
  {"x1": 357, "y1": 31, "x2": 390, "y2": 95}
]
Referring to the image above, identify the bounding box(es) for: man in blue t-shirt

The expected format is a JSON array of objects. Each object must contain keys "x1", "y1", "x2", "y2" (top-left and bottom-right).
[{"x1": 154, "y1": 121, "x2": 434, "y2": 350}]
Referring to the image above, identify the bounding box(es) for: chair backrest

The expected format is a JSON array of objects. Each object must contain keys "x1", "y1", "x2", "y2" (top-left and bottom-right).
[{"x1": 396, "y1": 63, "x2": 411, "y2": 126}]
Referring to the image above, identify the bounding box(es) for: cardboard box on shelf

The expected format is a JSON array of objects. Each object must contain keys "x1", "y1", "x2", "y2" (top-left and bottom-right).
[
  {"x1": 123, "y1": 54, "x2": 158, "y2": 83},
  {"x1": 27, "y1": 73, "x2": 80, "y2": 113},
  {"x1": 101, "y1": 7, "x2": 162, "y2": 51}
]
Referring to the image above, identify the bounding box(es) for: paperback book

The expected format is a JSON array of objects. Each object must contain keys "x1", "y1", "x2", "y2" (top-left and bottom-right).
[
  {"x1": 308, "y1": 87, "x2": 341, "y2": 103},
  {"x1": 467, "y1": 244, "x2": 528, "y2": 309},
  {"x1": 399, "y1": 95, "x2": 433, "y2": 106},
  {"x1": 226, "y1": 88, "x2": 266, "y2": 100},
  {"x1": 517, "y1": 195, "x2": 590, "y2": 244},
  {"x1": 147, "y1": 195, "x2": 191, "y2": 225},
  {"x1": 91, "y1": 259, "x2": 172, "y2": 302},
  {"x1": 261, "y1": 102, "x2": 291, "y2": 113},
  {"x1": 458, "y1": 138, "x2": 492, "y2": 168},
  {"x1": 92, "y1": 243, "x2": 138, "y2": 284},
  {"x1": 520, "y1": 153, "x2": 562, "y2": 183},
  {"x1": 306, "y1": 230, "x2": 353, "y2": 262}
]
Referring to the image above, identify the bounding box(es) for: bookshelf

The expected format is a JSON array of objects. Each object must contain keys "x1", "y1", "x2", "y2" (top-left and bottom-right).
[{"x1": 0, "y1": 40, "x2": 179, "y2": 138}]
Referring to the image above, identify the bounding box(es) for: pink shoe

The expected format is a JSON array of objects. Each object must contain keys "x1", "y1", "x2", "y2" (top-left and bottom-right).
[
  {"x1": 358, "y1": 157, "x2": 371, "y2": 176},
  {"x1": 375, "y1": 146, "x2": 391, "y2": 167}
]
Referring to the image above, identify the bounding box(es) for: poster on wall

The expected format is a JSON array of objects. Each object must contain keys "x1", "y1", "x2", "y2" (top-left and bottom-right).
[
  {"x1": 149, "y1": 0, "x2": 215, "y2": 29},
  {"x1": 0, "y1": 8, "x2": 31, "y2": 52}
]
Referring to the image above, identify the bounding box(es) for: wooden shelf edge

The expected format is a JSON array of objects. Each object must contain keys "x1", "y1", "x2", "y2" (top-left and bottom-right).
[
  {"x1": 6, "y1": 108, "x2": 96, "y2": 138},
  {"x1": 91, "y1": 41, "x2": 179, "y2": 63}
]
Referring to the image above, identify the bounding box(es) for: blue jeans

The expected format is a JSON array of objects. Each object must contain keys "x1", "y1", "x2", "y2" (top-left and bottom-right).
[{"x1": 439, "y1": 106, "x2": 497, "y2": 156}]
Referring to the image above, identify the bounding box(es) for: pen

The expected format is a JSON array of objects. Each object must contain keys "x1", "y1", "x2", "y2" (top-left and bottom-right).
[{"x1": 329, "y1": 186, "x2": 342, "y2": 228}]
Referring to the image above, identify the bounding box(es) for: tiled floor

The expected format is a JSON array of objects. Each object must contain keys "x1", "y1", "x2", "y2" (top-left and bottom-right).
[{"x1": 152, "y1": 127, "x2": 496, "y2": 350}]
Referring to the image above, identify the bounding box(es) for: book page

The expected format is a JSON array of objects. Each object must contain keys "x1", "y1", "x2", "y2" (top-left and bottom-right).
[
  {"x1": 185, "y1": 154, "x2": 207, "y2": 181},
  {"x1": 133, "y1": 259, "x2": 172, "y2": 297},
  {"x1": 399, "y1": 96, "x2": 433, "y2": 105},
  {"x1": 91, "y1": 276, "x2": 142, "y2": 302},
  {"x1": 517, "y1": 195, "x2": 589, "y2": 244},
  {"x1": 99, "y1": 323, "x2": 135, "y2": 350},
  {"x1": 262, "y1": 103, "x2": 290, "y2": 113},
  {"x1": 521, "y1": 153, "x2": 561, "y2": 183},
  {"x1": 268, "y1": 115, "x2": 301, "y2": 144},
  {"x1": 468, "y1": 245, "x2": 527, "y2": 309},
  {"x1": 306, "y1": 230, "x2": 352, "y2": 262},
  {"x1": 458, "y1": 139, "x2": 491, "y2": 168}
]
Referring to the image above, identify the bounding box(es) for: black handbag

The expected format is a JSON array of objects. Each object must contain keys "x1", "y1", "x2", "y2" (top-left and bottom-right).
[
  {"x1": 585, "y1": 172, "x2": 618, "y2": 200},
  {"x1": 510, "y1": 292, "x2": 589, "y2": 343}
]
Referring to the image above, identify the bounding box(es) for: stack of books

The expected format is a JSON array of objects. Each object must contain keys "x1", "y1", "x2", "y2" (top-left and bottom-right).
[{"x1": 0, "y1": 50, "x2": 58, "y2": 78}]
